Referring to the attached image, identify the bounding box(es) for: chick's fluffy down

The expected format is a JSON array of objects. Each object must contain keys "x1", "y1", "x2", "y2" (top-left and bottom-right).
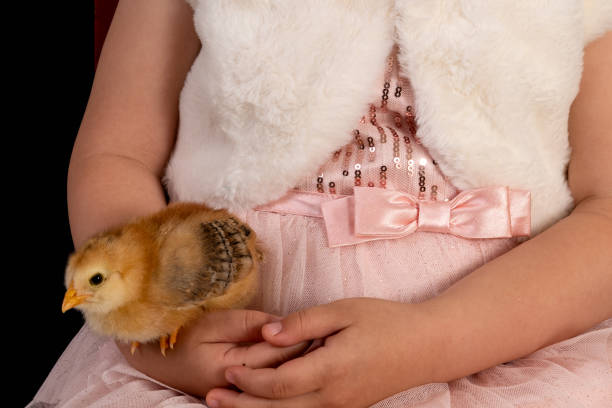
[{"x1": 63, "y1": 203, "x2": 261, "y2": 343}]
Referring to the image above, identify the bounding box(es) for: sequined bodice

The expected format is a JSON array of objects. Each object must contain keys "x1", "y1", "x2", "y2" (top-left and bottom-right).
[{"x1": 294, "y1": 44, "x2": 458, "y2": 202}]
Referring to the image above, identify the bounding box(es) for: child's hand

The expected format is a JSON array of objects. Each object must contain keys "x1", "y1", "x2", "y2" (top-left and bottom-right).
[
  {"x1": 117, "y1": 309, "x2": 310, "y2": 398},
  {"x1": 205, "y1": 298, "x2": 441, "y2": 408}
]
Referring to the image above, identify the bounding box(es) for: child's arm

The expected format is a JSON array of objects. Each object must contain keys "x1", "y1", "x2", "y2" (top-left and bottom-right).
[
  {"x1": 68, "y1": 0, "x2": 305, "y2": 398},
  {"x1": 68, "y1": 0, "x2": 197, "y2": 246},
  {"x1": 204, "y1": 32, "x2": 612, "y2": 408}
]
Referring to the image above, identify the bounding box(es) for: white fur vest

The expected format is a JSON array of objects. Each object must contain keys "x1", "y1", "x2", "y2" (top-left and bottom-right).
[{"x1": 164, "y1": 0, "x2": 612, "y2": 235}]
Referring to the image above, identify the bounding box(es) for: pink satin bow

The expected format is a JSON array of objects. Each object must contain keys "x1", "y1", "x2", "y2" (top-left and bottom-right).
[
  {"x1": 320, "y1": 186, "x2": 530, "y2": 247},
  {"x1": 253, "y1": 186, "x2": 530, "y2": 248}
]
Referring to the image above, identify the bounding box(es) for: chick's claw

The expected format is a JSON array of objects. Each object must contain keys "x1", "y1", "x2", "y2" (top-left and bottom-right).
[
  {"x1": 130, "y1": 341, "x2": 140, "y2": 356},
  {"x1": 169, "y1": 327, "x2": 180, "y2": 350},
  {"x1": 160, "y1": 335, "x2": 169, "y2": 357}
]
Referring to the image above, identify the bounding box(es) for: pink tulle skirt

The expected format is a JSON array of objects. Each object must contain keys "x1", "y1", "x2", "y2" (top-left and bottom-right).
[{"x1": 29, "y1": 209, "x2": 612, "y2": 407}]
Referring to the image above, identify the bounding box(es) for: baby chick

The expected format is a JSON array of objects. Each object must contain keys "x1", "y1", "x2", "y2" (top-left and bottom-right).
[{"x1": 62, "y1": 202, "x2": 262, "y2": 355}]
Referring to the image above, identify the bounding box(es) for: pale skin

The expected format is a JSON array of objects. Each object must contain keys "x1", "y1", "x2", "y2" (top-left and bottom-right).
[{"x1": 68, "y1": 0, "x2": 612, "y2": 406}]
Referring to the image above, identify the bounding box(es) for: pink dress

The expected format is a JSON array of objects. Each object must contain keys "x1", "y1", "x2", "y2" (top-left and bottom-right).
[{"x1": 29, "y1": 45, "x2": 611, "y2": 408}]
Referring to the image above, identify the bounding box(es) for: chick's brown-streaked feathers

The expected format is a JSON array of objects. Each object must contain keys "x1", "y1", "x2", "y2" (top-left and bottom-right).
[
  {"x1": 62, "y1": 202, "x2": 261, "y2": 348},
  {"x1": 156, "y1": 216, "x2": 256, "y2": 308}
]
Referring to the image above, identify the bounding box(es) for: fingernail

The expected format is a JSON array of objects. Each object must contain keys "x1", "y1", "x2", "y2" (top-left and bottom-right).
[
  {"x1": 264, "y1": 321, "x2": 282, "y2": 336},
  {"x1": 225, "y1": 370, "x2": 236, "y2": 384},
  {"x1": 207, "y1": 398, "x2": 219, "y2": 408}
]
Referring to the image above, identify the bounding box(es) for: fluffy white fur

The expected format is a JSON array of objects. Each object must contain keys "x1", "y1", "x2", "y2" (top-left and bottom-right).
[{"x1": 165, "y1": 0, "x2": 612, "y2": 235}]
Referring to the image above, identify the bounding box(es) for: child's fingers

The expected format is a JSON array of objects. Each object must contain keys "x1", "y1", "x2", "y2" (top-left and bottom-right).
[
  {"x1": 223, "y1": 349, "x2": 326, "y2": 400},
  {"x1": 223, "y1": 340, "x2": 310, "y2": 370},
  {"x1": 262, "y1": 301, "x2": 353, "y2": 346}
]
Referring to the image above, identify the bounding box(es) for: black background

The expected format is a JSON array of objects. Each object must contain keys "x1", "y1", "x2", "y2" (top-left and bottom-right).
[{"x1": 14, "y1": 2, "x2": 94, "y2": 405}]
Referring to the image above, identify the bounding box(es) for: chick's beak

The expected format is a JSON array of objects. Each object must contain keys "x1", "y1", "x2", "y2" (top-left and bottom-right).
[{"x1": 62, "y1": 287, "x2": 90, "y2": 313}]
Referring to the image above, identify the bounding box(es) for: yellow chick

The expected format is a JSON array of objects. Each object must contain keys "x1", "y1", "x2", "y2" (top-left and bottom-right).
[{"x1": 62, "y1": 202, "x2": 261, "y2": 356}]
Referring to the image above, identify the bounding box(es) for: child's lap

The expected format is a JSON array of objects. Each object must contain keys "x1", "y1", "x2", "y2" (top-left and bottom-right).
[
  {"x1": 31, "y1": 212, "x2": 611, "y2": 407},
  {"x1": 29, "y1": 318, "x2": 611, "y2": 408}
]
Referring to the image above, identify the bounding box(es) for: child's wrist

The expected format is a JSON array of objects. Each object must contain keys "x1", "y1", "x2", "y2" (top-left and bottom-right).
[{"x1": 405, "y1": 300, "x2": 454, "y2": 385}]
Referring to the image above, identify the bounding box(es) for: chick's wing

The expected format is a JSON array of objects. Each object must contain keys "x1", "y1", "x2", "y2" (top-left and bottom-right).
[{"x1": 152, "y1": 212, "x2": 259, "y2": 310}]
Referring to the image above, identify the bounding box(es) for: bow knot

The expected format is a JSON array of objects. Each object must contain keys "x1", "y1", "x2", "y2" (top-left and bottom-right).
[{"x1": 417, "y1": 200, "x2": 451, "y2": 233}]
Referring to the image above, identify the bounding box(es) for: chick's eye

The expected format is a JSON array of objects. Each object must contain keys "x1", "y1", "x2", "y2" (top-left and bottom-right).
[{"x1": 89, "y1": 273, "x2": 104, "y2": 286}]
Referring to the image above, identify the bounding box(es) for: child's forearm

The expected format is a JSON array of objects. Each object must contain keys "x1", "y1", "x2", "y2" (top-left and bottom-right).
[
  {"x1": 423, "y1": 196, "x2": 612, "y2": 383},
  {"x1": 67, "y1": 153, "x2": 168, "y2": 249}
]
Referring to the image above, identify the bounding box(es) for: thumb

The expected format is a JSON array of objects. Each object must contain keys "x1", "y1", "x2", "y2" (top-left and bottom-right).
[{"x1": 261, "y1": 303, "x2": 350, "y2": 346}]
